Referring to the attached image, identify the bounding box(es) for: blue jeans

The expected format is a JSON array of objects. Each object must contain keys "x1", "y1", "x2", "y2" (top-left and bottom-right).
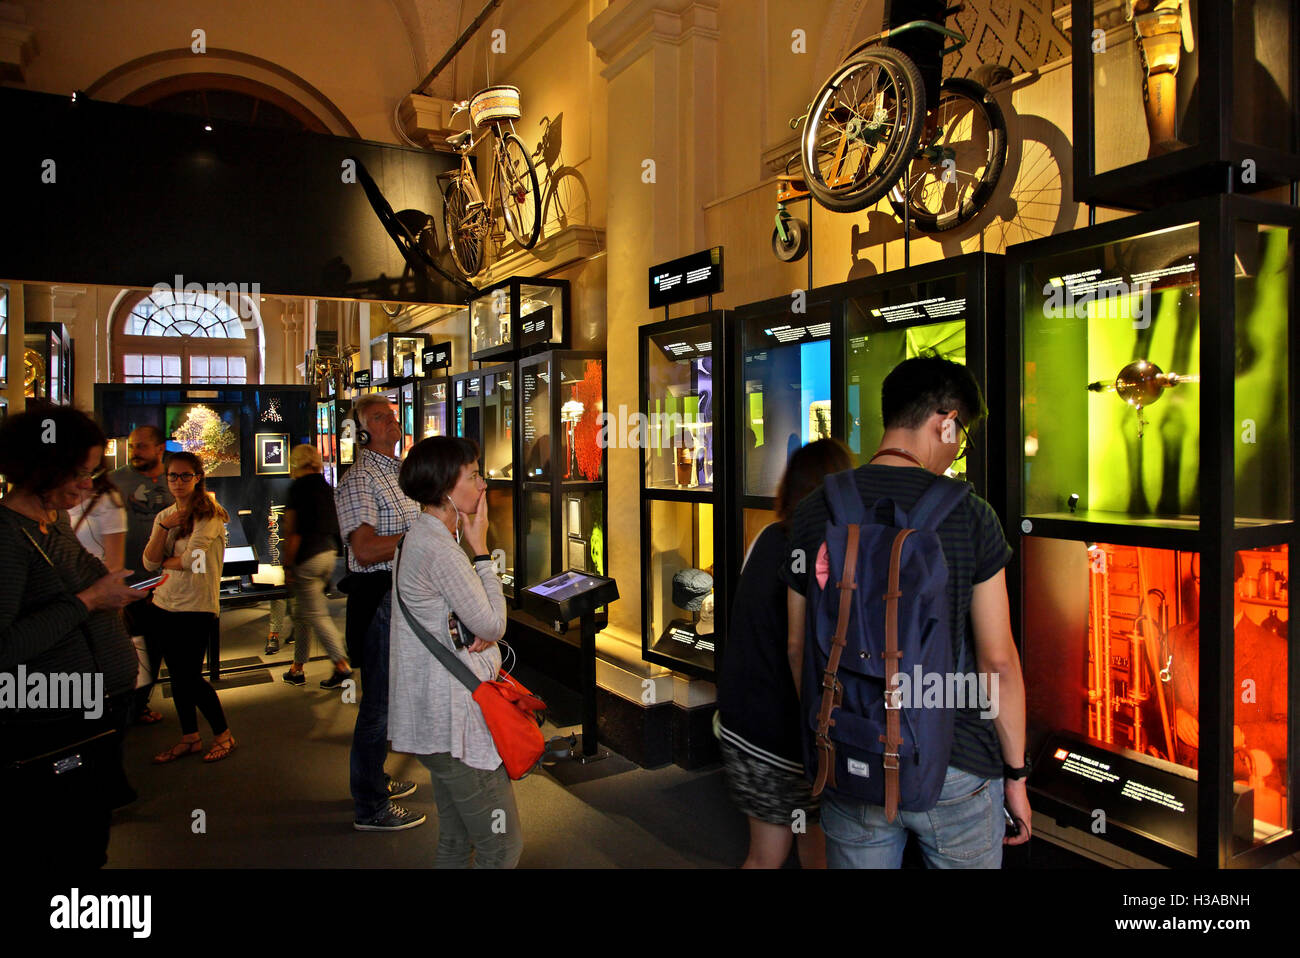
[
  {"x1": 350, "y1": 593, "x2": 392, "y2": 820},
  {"x1": 821, "y1": 766, "x2": 1004, "y2": 869}
]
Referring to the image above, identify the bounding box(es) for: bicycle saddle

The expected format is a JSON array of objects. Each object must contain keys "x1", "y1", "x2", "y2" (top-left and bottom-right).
[{"x1": 446, "y1": 130, "x2": 472, "y2": 151}]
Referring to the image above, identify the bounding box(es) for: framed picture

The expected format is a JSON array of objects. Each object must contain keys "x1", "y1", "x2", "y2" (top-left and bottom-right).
[
  {"x1": 567, "y1": 536, "x2": 588, "y2": 572},
  {"x1": 165, "y1": 402, "x2": 242, "y2": 477},
  {"x1": 566, "y1": 496, "x2": 582, "y2": 532},
  {"x1": 256, "y1": 433, "x2": 290, "y2": 475}
]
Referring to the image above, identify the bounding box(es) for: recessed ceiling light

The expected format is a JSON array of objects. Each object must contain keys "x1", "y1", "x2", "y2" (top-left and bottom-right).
[{"x1": 203, "y1": 124, "x2": 213, "y2": 131}]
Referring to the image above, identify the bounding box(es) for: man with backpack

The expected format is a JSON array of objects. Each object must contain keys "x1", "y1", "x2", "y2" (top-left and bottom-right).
[{"x1": 781, "y1": 356, "x2": 1031, "y2": 868}]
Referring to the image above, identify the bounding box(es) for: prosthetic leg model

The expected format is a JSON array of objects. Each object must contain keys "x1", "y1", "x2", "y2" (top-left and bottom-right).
[{"x1": 1127, "y1": 0, "x2": 1194, "y2": 157}]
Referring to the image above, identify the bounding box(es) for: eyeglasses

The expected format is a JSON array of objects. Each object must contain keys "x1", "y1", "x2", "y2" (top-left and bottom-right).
[
  {"x1": 166, "y1": 472, "x2": 198, "y2": 482},
  {"x1": 937, "y1": 410, "x2": 971, "y2": 461},
  {"x1": 74, "y1": 466, "x2": 109, "y2": 481}
]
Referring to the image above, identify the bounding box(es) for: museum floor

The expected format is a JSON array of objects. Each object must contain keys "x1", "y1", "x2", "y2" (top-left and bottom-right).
[{"x1": 105, "y1": 602, "x2": 1300, "y2": 870}]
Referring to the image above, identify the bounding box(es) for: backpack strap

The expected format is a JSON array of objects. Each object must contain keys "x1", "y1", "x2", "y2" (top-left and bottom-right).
[
  {"x1": 879, "y1": 527, "x2": 914, "y2": 824},
  {"x1": 822, "y1": 468, "x2": 865, "y2": 526},
  {"x1": 907, "y1": 475, "x2": 971, "y2": 532},
  {"x1": 811, "y1": 521, "x2": 860, "y2": 798}
]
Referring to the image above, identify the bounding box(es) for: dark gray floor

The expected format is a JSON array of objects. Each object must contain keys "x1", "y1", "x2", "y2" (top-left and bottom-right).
[{"x1": 111, "y1": 602, "x2": 749, "y2": 869}]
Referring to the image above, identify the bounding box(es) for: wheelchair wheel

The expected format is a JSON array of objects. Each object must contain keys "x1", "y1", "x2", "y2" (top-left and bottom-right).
[
  {"x1": 771, "y1": 217, "x2": 809, "y2": 262},
  {"x1": 800, "y1": 47, "x2": 926, "y2": 213},
  {"x1": 888, "y1": 77, "x2": 1007, "y2": 233}
]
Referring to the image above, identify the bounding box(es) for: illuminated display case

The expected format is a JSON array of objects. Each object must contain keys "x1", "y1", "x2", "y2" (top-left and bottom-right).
[
  {"x1": 470, "y1": 276, "x2": 570, "y2": 361},
  {"x1": 315, "y1": 398, "x2": 339, "y2": 486},
  {"x1": 1072, "y1": 0, "x2": 1299, "y2": 209},
  {"x1": 517, "y1": 351, "x2": 607, "y2": 593},
  {"x1": 368, "y1": 331, "x2": 430, "y2": 386},
  {"x1": 640, "y1": 311, "x2": 728, "y2": 679},
  {"x1": 24, "y1": 321, "x2": 73, "y2": 405},
  {"x1": 419, "y1": 376, "x2": 450, "y2": 440},
  {"x1": 1006, "y1": 195, "x2": 1298, "y2": 866},
  {"x1": 453, "y1": 363, "x2": 517, "y2": 596}
]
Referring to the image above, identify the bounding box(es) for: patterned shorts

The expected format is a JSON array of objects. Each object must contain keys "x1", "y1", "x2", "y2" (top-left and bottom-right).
[{"x1": 720, "y1": 738, "x2": 820, "y2": 827}]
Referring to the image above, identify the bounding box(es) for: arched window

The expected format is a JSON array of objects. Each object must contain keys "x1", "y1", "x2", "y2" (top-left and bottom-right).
[{"x1": 112, "y1": 289, "x2": 263, "y2": 384}]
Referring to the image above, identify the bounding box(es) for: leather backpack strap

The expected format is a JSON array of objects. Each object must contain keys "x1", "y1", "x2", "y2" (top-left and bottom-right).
[
  {"x1": 812, "y1": 522, "x2": 860, "y2": 797},
  {"x1": 879, "y1": 528, "x2": 913, "y2": 823}
]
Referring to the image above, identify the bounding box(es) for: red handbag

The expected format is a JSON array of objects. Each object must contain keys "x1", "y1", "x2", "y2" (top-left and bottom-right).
[{"x1": 394, "y1": 540, "x2": 548, "y2": 779}]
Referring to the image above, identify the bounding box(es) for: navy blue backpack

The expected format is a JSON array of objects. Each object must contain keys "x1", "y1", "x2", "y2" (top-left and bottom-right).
[{"x1": 802, "y1": 468, "x2": 970, "y2": 820}]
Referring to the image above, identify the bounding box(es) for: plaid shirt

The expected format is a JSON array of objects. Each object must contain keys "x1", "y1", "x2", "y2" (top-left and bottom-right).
[{"x1": 334, "y1": 447, "x2": 418, "y2": 573}]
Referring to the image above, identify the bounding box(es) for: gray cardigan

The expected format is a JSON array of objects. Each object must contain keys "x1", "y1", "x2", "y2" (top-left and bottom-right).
[{"x1": 387, "y1": 511, "x2": 507, "y2": 770}]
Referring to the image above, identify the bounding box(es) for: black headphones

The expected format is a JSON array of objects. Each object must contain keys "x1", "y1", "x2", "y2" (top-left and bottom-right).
[{"x1": 350, "y1": 410, "x2": 371, "y2": 447}]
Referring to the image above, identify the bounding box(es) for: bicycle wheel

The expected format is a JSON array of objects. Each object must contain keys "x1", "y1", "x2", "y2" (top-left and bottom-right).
[
  {"x1": 496, "y1": 132, "x2": 542, "y2": 249},
  {"x1": 888, "y1": 77, "x2": 1008, "y2": 233},
  {"x1": 800, "y1": 47, "x2": 926, "y2": 213},
  {"x1": 443, "y1": 178, "x2": 484, "y2": 277}
]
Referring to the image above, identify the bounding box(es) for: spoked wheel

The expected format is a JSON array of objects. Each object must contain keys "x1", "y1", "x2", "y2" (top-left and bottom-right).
[
  {"x1": 888, "y1": 77, "x2": 1008, "y2": 233},
  {"x1": 496, "y1": 132, "x2": 542, "y2": 249},
  {"x1": 443, "y1": 178, "x2": 485, "y2": 277},
  {"x1": 800, "y1": 47, "x2": 926, "y2": 213},
  {"x1": 771, "y1": 217, "x2": 810, "y2": 261},
  {"x1": 355, "y1": 159, "x2": 441, "y2": 276}
]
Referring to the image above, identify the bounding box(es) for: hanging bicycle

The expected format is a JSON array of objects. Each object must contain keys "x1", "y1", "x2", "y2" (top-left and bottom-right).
[
  {"x1": 441, "y1": 84, "x2": 543, "y2": 277},
  {"x1": 793, "y1": 8, "x2": 1008, "y2": 233}
]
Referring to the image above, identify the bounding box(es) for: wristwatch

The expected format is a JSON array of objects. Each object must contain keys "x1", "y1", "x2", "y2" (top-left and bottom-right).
[{"x1": 1003, "y1": 757, "x2": 1032, "y2": 781}]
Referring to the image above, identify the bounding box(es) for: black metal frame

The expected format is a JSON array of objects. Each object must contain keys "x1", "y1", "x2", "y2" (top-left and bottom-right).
[
  {"x1": 469, "y1": 276, "x2": 572, "y2": 362},
  {"x1": 1003, "y1": 194, "x2": 1300, "y2": 867},
  {"x1": 24, "y1": 321, "x2": 73, "y2": 405},
  {"x1": 639, "y1": 309, "x2": 729, "y2": 680},
  {"x1": 416, "y1": 372, "x2": 453, "y2": 441},
  {"x1": 515, "y1": 349, "x2": 609, "y2": 594},
  {"x1": 1071, "y1": 0, "x2": 1300, "y2": 210}
]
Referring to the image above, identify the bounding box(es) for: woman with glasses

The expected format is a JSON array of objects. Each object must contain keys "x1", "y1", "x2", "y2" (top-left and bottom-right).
[
  {"x1": 389, "y1": 436, "x2": 521, "y2": 868},
  {"x1": 144, "y1": 451, "x2": 236, "y2": 764}
]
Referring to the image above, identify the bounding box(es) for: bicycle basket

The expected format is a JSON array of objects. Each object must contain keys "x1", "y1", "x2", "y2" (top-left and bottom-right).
[{"x1": 469, "y1": 85, "x2": 522, "y2": 127}]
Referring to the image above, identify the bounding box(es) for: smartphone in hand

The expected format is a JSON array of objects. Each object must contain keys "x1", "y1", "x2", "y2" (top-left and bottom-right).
[{"x1": 133, "y1": 573, "x2": 169, "y2": 591}]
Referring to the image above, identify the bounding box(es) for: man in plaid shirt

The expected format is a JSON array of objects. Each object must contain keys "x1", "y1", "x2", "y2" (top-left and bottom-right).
[{"x1": 335, "y1": 393, "x2": 424, "y2": 832}]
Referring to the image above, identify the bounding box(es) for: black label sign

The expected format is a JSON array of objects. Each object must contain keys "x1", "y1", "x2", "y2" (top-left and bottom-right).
[
  {"x1": 649, "y1": 246, "x2": 723, "y2": 309},
  {"x1": 354, "y1": 370, "x2": 372, "y2": 389},
  {"x1": 519, "y1": 306, "x2": 554, "y2": 347},
  {"x1": 423, "y1": 342, "x2": 451, "y2": 370}
]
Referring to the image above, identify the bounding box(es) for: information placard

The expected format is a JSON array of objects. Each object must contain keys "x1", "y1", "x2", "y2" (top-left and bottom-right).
[{"x1": 648, "y1": 247, "x2": 724, "y2": 309}]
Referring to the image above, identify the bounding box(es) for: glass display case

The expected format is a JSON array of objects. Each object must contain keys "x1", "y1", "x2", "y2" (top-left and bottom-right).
[
  {"x1": 368, "y1": 331, "x2": 430, "y2": 386},
  {"x1": 470, "y1": 276, "x2": 570, "y2": 361},
  {"x1": 24, "y1": 321, "x2": 72, "y2": 405},
  {"x1": 517, "y1": 350, "x2": 607, "y2": 592},
  {"x1": 1007, "y1": 195, "x2": 1298, "y2": 867},
  {"x1": 315, "y1": 398, "x2": 339, "y2": 487},
  {"x1": 640, "y1": 311, "x2": 728, "y2": 679},
  {"x1": 1072, "y1": 0, "x2": 1299, "y2": 209},
  {"x1": 419, "y1": 377, "x2": 450, "y2": 440},
  {"x1": 453, "y1": 363, "x2": 517, "y2": 595}
]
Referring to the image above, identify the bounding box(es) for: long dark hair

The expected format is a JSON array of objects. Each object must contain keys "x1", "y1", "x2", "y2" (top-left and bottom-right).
[
  {"x1": 775, "y1": 438, "x2": 854, "y2": 525},
  {"x1": 166, "y1": 450, "x2": 229, "y2": 537}
]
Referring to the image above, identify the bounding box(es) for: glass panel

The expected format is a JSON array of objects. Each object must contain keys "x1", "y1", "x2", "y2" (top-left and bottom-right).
[
  {"x1": 472, "y1": 287, "x2": 510, "y2": 354},
  {"x1": 644, "y1": 323, "x2": 715, "y2": 491},
  {"x1": 520, "y1": 359, "x2": 551, "y2": 481},
  {"x1": 482, "y1": 368, "x2": 513, "y2": 479},
  {"x1": 370, "y1": 339, "x2": 387, "y2": 382},
  {"x1": 163, "y1": 355, "x2": 181, "y2": 379},
  {"x1": 144, "y1": 355, "x2": 163, "y2": 378},
  {"x1": 420, "y1": 381, "x2": 447, "y2": 438},
  {"x1": 1022, "y1": 222, "x2": 1200, "y2": 525},
  {"x1": 1235, "y1": 223, "x2": 1292, "y2": 523},
  {"x1": 1234, "y1": 545, "x2": 1290, "y2": 849},
  {"x1": 1232, "y1": 0, "x2": 1293, "y2": 152},
  {"x1": 1091, "y1": 0, "x2": 1196, "y2": 175},
  {"x1": 392, "y1": 336, "x2": 423, "y2": 379},
  {"x1": 519, "y1": 283, "x2": 564, "y2": 346},
  {"x1": 523, "y1": 489, "x2": 551, "y2": 587},
  {"x1": 1023, "y1": 536, "x2": 1198, "y2": 856},
  {"x1": 559, "y1": 356, "x2": 603, "y2": 482},
  {"x1": 210, "y1": 355, "x2": 227, "y2": 377},
  {"x1": 230, "y1": 356, "x2": 246, "y2": 377},
  {"x1": 742, "y1": 309, "x2": 833, "y2": 497},
  {"x1": 191, "y1": 355, "x2": 208, "y2": 378},
  {"x1": 125, "y1": 354, "x2": 143, "y2": 376},
  {"x1": 456, "y1": 376, "x2": 482, "y2": 444},
  {"x1": 646, "y1": 499, "x2": 716, "y2": 672},
  {"x1": 486, "y1": 486, "x2": 515, "y2": 593},
  {"x1": 401, "y1": 384, "x2": 415, "y2": 454},
  {"x1": 563, "y1": 490, "x2": 605, "y2": 574}
]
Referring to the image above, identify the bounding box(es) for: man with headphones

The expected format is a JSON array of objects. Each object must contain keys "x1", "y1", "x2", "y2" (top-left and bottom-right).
[{"x1": 334, "y1": 392, "x2": 424, "y2": 831}]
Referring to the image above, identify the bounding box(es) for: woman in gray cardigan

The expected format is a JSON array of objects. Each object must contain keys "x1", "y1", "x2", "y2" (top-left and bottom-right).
[{"x1": 390, "y1": 436, "x2": 520, "y2": 868}]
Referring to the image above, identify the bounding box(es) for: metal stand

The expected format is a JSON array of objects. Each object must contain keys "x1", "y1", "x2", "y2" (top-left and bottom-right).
[{"x1": 552, "y1": 610, "x2": 608, "y2": 764}]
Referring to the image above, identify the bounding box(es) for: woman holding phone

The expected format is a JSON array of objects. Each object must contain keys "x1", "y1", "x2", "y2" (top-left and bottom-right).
[
  {"x1": 389, "y1": 436, "x2": 520, "y2": 868},
  {"x1": 143, "y1": 451, "x2": 236, "y2": 764}
]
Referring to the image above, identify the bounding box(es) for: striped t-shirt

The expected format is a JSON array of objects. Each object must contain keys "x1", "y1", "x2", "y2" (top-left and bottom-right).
[{"x1": 779, "y1": 464, "x2": 1014, "y2": 780}]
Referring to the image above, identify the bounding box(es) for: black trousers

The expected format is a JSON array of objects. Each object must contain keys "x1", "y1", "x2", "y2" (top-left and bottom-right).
[
  {"x1": 153, "y1": 609, "x2": 228, "y2": 737},
  {"x1": 124, "y1": 596, "x2": 164, "y2": 716}
]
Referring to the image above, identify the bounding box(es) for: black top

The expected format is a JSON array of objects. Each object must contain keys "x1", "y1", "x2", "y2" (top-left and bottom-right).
[
  {"x1": 286, "y1": 473, "x2": 343, "y2": 566},
  {"x1": 718, "y1": 522, "x2": 805, "y2": 771},
  {"x1": 0, "y1": 507, "x2": 138, "y2": 722},
  {"x1": 779, "y1": 465, "x2": 1014, "y2": 779}
]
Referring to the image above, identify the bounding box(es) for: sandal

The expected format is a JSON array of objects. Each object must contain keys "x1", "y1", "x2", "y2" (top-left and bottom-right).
[
  {"x1": 203, "y1": 734, "x2": 237, "y2": 764},
  {"x1": 153, "y1": 737, "x2": 202, "y2": 764},
  {"x1": 137, "y1": 710, "x2": 164, "y2": 725}
]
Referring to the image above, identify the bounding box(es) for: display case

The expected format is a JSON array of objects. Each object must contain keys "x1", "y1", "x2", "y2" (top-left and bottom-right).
[
  {"x1": 418, "y1": 376, "x2": 451, "y2": 440},
  {"x1": 640, "y1": 311, "x2": 728, "y2": 679},
  {"x1": 1072, "y1": 0, "x2": 1300, "y2": 209},
  {"x1": 23, "y1": 321, "x2": 72, "y2": 405},
  {"x1": 517, "y1": 350, "x2": 607, "y2": 592},
  {"x1": 368, "y1": 331, "x2": 430, "y2": 386},
  {"x1": 1006, "y1": 195, "x2": 1298, "y2": 866},
  {"x1": 315, "y1": 398, "x2": 340, "y2": 486},
  {"x1": 469, "y1": 276, "x2": 570, "y2": 361},
  {"x1": 453, "y1": 363, "x2": 518, "y2": 595}
]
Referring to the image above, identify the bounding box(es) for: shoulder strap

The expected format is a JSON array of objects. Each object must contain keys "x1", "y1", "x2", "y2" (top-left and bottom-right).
[
  {"x1": 907, "y1": 475, "x2": 971, "y2": 532},
  {"x1": 822, "y1": 468, "x2": 865, "y2": 526},
  {"x1": 392, "y1": 535, "x2": 482, "y2": 694}
]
